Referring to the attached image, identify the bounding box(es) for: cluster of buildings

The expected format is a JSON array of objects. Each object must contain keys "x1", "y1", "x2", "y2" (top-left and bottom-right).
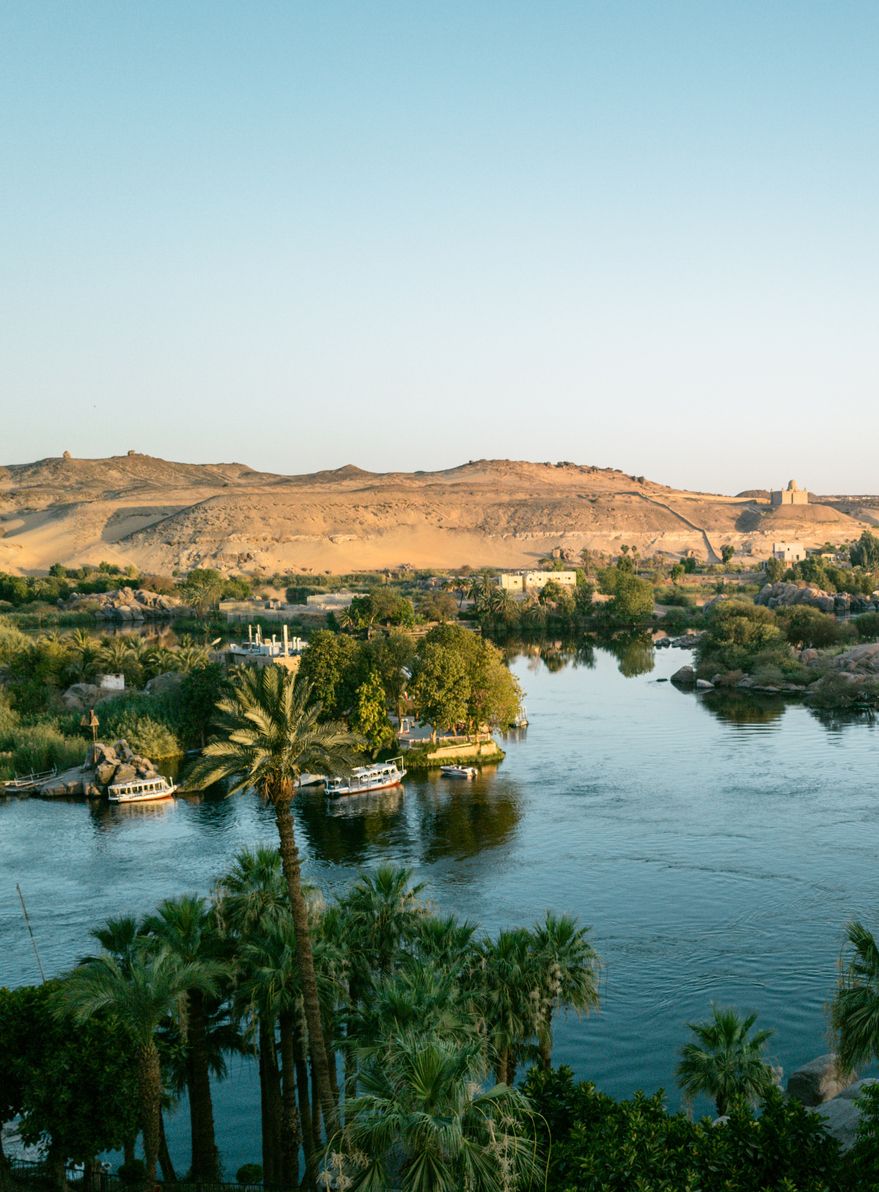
[{"x1": 491, "y1": 570, "x2": 578, "y2": 593}]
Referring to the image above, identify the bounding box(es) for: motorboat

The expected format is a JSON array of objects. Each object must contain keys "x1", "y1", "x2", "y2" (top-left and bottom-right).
[
  {"x1": 439, "y1": 765, "x2": 478, "y2": 779},
  {"x1": 107, "y1": 776, "x2": 177, "y2": 804},
  {"x1": 325, "y1": 757, "x2": 406, "y2": 798}
]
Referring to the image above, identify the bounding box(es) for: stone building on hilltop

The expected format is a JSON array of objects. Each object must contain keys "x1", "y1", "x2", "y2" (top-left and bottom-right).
[{"x1": 770, "y1": 479, "x2": 809, "y2": 507}]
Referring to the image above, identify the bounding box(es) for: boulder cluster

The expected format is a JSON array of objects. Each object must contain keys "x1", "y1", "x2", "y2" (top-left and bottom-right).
[
  {"x1": 785, "y1": 1053, "x2": 875, "y2": 1151},
  {"x1": 85, "y1": 739, "x2": 161, "y2": 795},
  {"x1": 64, "y1": 587, "x2": 186, "y2": 620},
  {"x1": 756, "y1": 582, "x2": 879, "y2": 615}
]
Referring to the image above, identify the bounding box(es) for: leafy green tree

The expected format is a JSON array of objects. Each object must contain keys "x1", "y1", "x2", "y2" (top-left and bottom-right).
[
  {"x1": 676, "y1": 1006, "x2": 777, "y2": 1116},
  {"x1": 598, "y1": 566, "x2": 655, "y2": 623},
  {"x1": 697, "y1": 600, "x2": 786, "y2": 676},
  {"x1": 178, "y1": 663, "x2": 229, "y2": 747},
  {"x1": 721, "y1": 544, "x2": 735, "y2": 565},
  {"x1": 296, "y1": 628, "x2": 362, "y2": 718},
  {"x1": 778, "y1": 606, "x2": 849, "y2": 650},
  {"x1": 188, "y1": 667, "x2": 360, "y2": 1136},
  {"x1": 0, "y1": 982, "x2": 139, "y2": 1187},
  {"x1": 409, "y1": 639, "x2": 469, "y2": 740},
  {"x1": 850, "y1": 531, "x2": 879, "y2": 569},
  {"x1": 351, "y1": 670, "x2": 395, "y2": 754},
  {"x1": 179, "y1": 568, "x2": 226, "y2": 616},
  {"x1": 416, "y1": 590, "x2": 458, "y2": 623},
  {"x1": 764, "y1": 556, "x2": 785, "y2": 582},
  {"x1": 524, "y1": 1067, "x2": 845, "y2": 1192}
]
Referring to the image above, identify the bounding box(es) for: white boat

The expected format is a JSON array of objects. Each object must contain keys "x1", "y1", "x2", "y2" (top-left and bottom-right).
[
  {"x1": 325, "y1": 757, "x2": 407, "y2": 798},
  {"x1": 107, "y1": 776, "x2": 177, "y2": 804},
  {"x1": 440, "y1": 765, "x2": 478, "y2": 779}
]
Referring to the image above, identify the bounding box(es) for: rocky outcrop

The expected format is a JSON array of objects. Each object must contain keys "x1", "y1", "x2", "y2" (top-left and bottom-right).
[
  {"x1": 756, "y1": 582, "x2": 879, "y2": 615},
  {"x1": 804, "y1": 642, "x2": 879, "y2": 677},
  {"x1": 144, "y1": 670, "x2": 184, "y2": 696},
  {"x1": 61, "y1": 681, "x2": 125, "y2": 711},
  {"x1": 65, "y1": 587, "x2": 187, "y2": 620},
  {"x1": 786, "y1": 1054, "x2": 855, "y2": 1106},
  {"x1": 811, "y1": 1079, "x2": 878, "y2": 1152},
  {"x1": 671, "y1": 665, "x2": 696, "y2": 685},
  {"x1": 31, "y1": 739, "x2": 161, "y2": 798},
  {"x1": 87, "y1": 740, "x2": 160, "y2": 786}
]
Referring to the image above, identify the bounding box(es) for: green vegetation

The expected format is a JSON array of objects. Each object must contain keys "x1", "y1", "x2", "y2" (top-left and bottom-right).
[
  {"x1": 676, "y1": 1006, "x2": 777, "y2": 1116},
  {"x1": 525, "y1": 1068, "x2": 851, "y2": 1191}
]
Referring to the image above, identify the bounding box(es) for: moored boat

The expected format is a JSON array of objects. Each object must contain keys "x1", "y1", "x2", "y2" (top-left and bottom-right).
[
  {"x1": 107, "y1": 776, "x2": 177, "y2": 804},
  {"x1": 325, "y1": 757, "x2": 406, "y2": 798},
  {"x1": 440, "y1": 765, "x2": 478, "y2": 779}
]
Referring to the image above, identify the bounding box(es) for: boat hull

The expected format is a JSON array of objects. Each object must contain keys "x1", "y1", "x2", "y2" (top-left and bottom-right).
[{"x1": 326, "y1": 773, "x2": 406, "y2": 799}]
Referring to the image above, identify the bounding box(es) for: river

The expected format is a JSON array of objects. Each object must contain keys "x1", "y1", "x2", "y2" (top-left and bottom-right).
[{"x1": 2, "y1": 640, "x2": 879, "y2": 1174}]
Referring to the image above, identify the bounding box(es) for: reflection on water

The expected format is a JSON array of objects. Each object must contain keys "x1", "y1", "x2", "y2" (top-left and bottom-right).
[{"x1": 4, "y1": 640, "x2": 879, "y2": 1176}]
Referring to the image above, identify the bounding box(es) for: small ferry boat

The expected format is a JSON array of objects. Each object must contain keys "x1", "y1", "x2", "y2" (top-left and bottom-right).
[
  {"x1": 325, "y1": 758, "x2": 406, "y2": 799},
  {"x1": 440, "y1": 765, "x2": 478, "y2": 780},
  {"x1": 107, "y1": 776, "x2": 177, "y2": 805}
]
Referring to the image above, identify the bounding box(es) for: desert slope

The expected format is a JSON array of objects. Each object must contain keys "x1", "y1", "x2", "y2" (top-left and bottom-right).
[{"x1": 0, "y1": 454, "x2": 875, "y2": 575}]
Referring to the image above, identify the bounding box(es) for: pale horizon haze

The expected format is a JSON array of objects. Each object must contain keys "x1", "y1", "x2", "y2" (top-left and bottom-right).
[{"x1": 1, "y1": 2, "x2": 877, "y2": 495}]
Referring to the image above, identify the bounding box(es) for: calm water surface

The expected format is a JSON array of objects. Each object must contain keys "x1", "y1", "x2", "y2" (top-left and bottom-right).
[{"x1": 3, "y1": 643, "x2": 879, "y2": 1172}]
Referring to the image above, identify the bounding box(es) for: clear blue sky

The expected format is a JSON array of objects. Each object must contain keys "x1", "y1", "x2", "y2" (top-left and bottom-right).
[{"x1": 1, "y1": 2, "x2": 877, "y2": 493}]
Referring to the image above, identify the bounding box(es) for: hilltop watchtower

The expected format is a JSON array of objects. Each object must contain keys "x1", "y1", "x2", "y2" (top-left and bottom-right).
[{"x1": 770, "y1": 479, "x2": 809, "y2": 507}]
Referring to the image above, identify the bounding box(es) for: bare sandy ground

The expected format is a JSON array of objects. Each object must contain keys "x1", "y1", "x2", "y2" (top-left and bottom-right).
[{"x1": 0, "y1": 454, "x2": 875, "y2": 575}]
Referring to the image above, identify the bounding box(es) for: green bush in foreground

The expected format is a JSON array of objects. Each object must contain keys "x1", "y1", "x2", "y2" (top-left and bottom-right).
[{"x1": 524, "y1": 1067, "x2": 847, "y2": 1191}]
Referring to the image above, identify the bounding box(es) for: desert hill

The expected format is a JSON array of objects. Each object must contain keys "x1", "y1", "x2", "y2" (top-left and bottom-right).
[{"x1": 0, "y1": 454, "x2": 876, "y2": 575}]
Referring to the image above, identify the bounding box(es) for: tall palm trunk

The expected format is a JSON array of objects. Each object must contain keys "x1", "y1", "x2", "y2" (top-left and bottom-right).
[
  {"x1": 259, "y1": 1017, "x2": 283, "y2": 1187},
  {"x1": 137, "y1": 1041, "x2": 163, "y2": 1187},
  {"x1": 292, "y1": 1012, "x2": 316, "y2": 1183},
  {"x1": 158, "y1": 1112, "x2": 177, "y2": 1182},
  {"x1": 539, "y1": 1006, "x2": 554, "y2": 1070},
  {"x1": 278, "y1": 1011, "x2": 300, "y2": 1188},
  {"x1": 273, "y1": 796, "x2": 338, "y2": 1136},
  {"x1": 186, "y1": 989, "x2": 220, "y2": 1180}
]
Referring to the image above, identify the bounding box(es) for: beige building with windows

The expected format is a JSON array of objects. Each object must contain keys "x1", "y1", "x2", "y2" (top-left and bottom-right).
[
  {"x1": 493, "y1": 570, "x2": 578, "y2": 593},
  {"x1": 771, "y1": 542, "x2": 806, "y2": 564}
]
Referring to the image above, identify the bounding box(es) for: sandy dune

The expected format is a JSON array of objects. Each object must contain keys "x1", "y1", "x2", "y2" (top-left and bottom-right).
[{"x1": 0, "y1": 454, "x2": 875, "y2": 575}]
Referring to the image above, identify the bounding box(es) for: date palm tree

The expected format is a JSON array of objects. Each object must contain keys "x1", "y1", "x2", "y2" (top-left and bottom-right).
[
  {"x1": 55, "y1": 944, "x2": 219, "y2": 1187},
  {"x1": 532, "y1": 912, "x2": 600, "y2": 1069},
  {"x1": 832, "y1": 919, "x2": 879, "y2": 1073},
  {"x1": 189, "y1": 666, "x2": 360, "y2": 1137},
  {"x1": 328, "y1": 1033, "x2": 539, "y2": 1192},
  {"x1": 676, "y1": 1005, "x2": 776, "y2": 1116}
]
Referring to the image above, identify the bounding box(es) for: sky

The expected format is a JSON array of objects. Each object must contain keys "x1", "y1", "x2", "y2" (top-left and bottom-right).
[{"x1": 1, "y1": 1, "x2": 877, "y2": 494}]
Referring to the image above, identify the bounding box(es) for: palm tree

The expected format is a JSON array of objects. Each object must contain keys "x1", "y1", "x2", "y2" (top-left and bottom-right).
[
  {"x1": 339, "y1": 865, "x2": 426, "y2": 982},
  {"x1": 55, "y1": 945, "x2": 219, "y2": 1186},
  {"x1": 676, "y1": 1006, "x2": 777, "y2": 1116},
  {"x1": 832, "y1": 920, "x2": 879, "y2": 1073},
  {"x1": 189, "y1": 667, "x2": 360, "y2": 1137},
  {"x1": 328, "y1": 1033, "x2": 539, "y2": 1191},
  {"x1": 142, "y1": 896, "x2": 228, "y2": 1182},
  {"x1": 479, "y1": 928, "x2": 539, "y2": 1086},
  {"x1": 532, "y1": 912, "x2": 600, "y2": 1069},
  {"x1": 217, "y1": 848, "x2": 290, "y2": 1187},
  {"x1": 237, "y1": 912, "x2": 311, "y2": 1186}
]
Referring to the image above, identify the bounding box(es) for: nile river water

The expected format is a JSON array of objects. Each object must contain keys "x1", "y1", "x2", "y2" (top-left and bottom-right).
[{"x1": 3, "y1": 641, "x2": 879, "y2": 1173}]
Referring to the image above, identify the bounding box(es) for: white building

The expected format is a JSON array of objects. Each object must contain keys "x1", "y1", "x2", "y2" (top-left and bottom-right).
[
  {"x1": 771, "y1": 542, "x2": 806, "y2": 564},
  {"x1": 493, "y1": 570, "x2": 577, "y2": 593}
]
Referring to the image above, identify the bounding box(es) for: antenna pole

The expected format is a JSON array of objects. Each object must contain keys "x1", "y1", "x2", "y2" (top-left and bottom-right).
[{"x1": 16, "y1": 883, "x2": 46, "y2": 984}]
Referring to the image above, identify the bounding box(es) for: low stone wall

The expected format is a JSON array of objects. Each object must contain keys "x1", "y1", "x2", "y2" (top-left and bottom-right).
[{"x1": 404, "y1": 739, "x2": 505, "y2": 771}]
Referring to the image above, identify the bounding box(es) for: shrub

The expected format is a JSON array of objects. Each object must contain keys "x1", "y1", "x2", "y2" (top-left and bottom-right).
[
  {"x1": 236, "y1": 1164, "x2": 263, "y2": 1184},
  {"x1": 3, "y1": 724, "x2": 86, "y2": 777},
  {"x1": 854, "y1": 612, "x2": 879, "y2": 642},
  {"x1": 106, "y1": 714, "x2": 181, "y2": 759}
]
